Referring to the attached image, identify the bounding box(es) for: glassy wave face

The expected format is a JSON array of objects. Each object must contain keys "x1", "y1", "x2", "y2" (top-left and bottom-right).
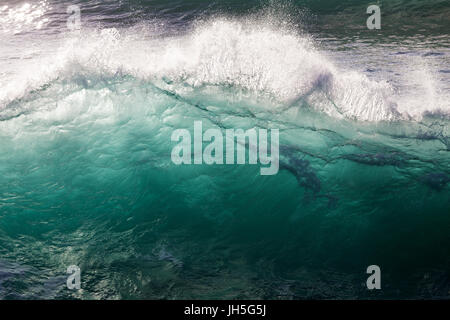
[{"x1": 0, "y1": 0, "x2": 449, "y2": 299}]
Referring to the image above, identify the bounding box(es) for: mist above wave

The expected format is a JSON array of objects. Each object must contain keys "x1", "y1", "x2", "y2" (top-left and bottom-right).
[{"x1": 0, "y1": 16, "x2": 448, "y2": 124}]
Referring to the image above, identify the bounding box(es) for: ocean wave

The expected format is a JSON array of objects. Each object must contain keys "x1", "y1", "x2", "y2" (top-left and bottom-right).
[
  {"x1": 1, "y1": 17, "x2": 448, "y2": 124},
  {"x1": 0, "y1": 3, "x2": 449, "y2": 300}
]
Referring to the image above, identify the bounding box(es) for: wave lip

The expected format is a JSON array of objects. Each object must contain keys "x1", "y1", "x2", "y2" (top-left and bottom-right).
[{"x1": 1, "y1": 16, "x2": 449, "y2": 123}]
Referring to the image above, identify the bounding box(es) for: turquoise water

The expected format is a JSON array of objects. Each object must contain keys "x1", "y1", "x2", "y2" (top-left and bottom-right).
[{"x1": 0, "y1": 0, "x2": 449, "y2": 299}]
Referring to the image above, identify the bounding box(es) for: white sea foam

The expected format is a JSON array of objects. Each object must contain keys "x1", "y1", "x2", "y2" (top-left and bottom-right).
[{"x1": 0, "y1": 18, "x2": 448, "y2": 123}]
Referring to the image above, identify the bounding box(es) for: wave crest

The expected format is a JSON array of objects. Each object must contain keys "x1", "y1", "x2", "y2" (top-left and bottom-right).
[{"x1": 0, "y1": 18, "x2": 448, "y2": 122}]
